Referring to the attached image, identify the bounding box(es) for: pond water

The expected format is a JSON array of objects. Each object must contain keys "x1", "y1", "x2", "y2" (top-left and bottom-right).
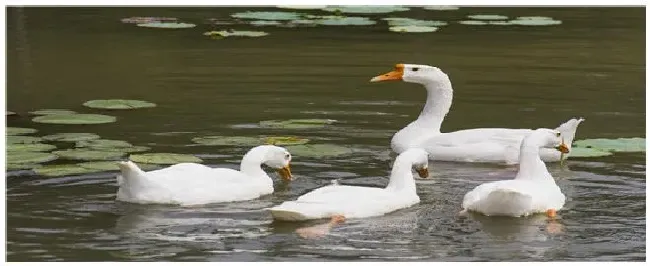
[{"x1": 5, "y1": 6, "x2": 645, "y2": 261}]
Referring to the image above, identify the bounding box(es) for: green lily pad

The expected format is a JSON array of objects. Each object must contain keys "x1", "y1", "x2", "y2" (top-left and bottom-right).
[
  {"x1": 422, "y1": 6, "x2": 460, "y2": 10},
  {"x1": 322, "y1": 6, "x2": 409, "y2": 14},
  {"x1": 7, "y1": 127, "x2": 38, "y2": 136},
  {"x1": 276, "y1": 5, "x2": 327, "y2": 9},
  {"x1": 263, "y1": 136, "x2": 310, "y2": 146},
  {"x1": 7, "y1": 152, "x2": 58, "y2": 164},
  {"x1": 488, "y1": 21, "x2": 513, "y2": 25},
  {"x1": 573, "y1": 138, "x2": 645, "y2": 153},
  {"x1": 259, "y1": 119, "x2": 336, "y2": 129},
  {"x1": 510, "y1": 17, "x2": 562, "y2": 26},
  {"x1": 567, "y1": 147, "x2": 614, "y2": 158},
  {"x1": 389, "y1": 25, "x2": 439, "y2": 33},
  {"x1": 383, "y1": 18, "x2": 448, "y2": 27},
  {"x1": 231, "y1": 11, "x2": 303, "y2": 21},
  {"x1": 77, "y1": 161, "x2": 160, "y2": 172},
  {"x1": 249, "y1": 20, "x2": 283, "y2": 26},
  {"x1": 32, "y1": 113, "x2": 117, "y2": 125},
  {"x1": 308, "y1": 15, "x2": 376, "y2": 26},
  {"x1": 7, "y1": 135, "x2": 42, "y2": 144},
  {"x1": 43, "y1": 133, "x2": 101, "y2": 142},
  {"x1": 204, "y1": 30, "x2": 269, "y2": 38},
  {"x1": 137, "y1": 22, "x2": 196, "y2": 29},
  {"x1": 83, "y1": 99, "x2": 157, "y2": 110},
  {"x1": 468, "y1": 14, "x2": 509, "y2": 20},
  {"x1": 289, "y1": 144, "x2": 355, "y2": 158},
  {"x1": 191, "y1": 136, "x2": 262, "y2": 146},
  {"x1": 129, "y1": 153, "x2": 203, "y2": 165},
  {"x1": 34, "y1": 164, "x2": 102, "y2": 177},
  {"x1": 29, "y1": 109, "x2": 77, "y2": 115},
  {"x1": 458, "y1": 20, "x2": 488, "y2": 25},
  {"x1": 53, "y1": 149, "x2": 127, "y2": 161},
  {"x1": 76, "y1": 139, "x2": 133, "y2": 149},
  {"x1": 6, "y1": 163, "x2": 41, "y2": 171},
  {"x1": 7, "y1": 143, "x2": 57, "y2": 152}
]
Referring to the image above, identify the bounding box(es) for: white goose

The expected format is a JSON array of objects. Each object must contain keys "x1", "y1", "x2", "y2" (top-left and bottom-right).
[
  {"x1": 370, "y1": 63, "x2": 584, "y2": 164},
  {"x1": 268, "y1": 148, "x2": 429, "y2": 221},
  {"x1": 115, "y1": 145, "x2": 292, "y2": 206},
  {"x1": 461, "y1": 128, "x2": 570, "y2": 217}
]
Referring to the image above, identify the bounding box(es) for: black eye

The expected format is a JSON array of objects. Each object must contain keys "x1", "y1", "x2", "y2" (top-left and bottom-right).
[
  {"x1": 285, "y1": 154, "x2": 291, "y2": 160},
  {"x1": 412, "y1": 67, "x2": 419, "y2": 72},
  {"x1": 556, "y1": 132, "x2": 561, "y2": 137}
]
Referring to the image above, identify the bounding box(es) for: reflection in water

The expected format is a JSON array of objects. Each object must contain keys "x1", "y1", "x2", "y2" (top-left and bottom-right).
[{"x1": 466, "y1": 212, "x2": 563, "y2": 242}]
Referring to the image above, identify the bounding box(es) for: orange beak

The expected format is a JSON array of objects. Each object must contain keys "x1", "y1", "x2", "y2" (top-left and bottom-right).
[
  {"x1": 278, "y1": 164, "x2": 292, "y2": 181},
  {"x1": 370, "y1": 64, "x2": 404, "y2": 82},
  {"x1": 416, "y1": 167, "x2": 429, "y2": 178},
  {"x1": 556, "y1": 142, "x2": 570, "y2": 154}
]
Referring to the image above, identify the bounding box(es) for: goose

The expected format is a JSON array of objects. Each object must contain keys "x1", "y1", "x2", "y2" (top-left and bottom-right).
[
  {"x1": 461, "y1": 128, "x2": 570, "y2": 217},
  {"x1": 115, "y1": 145, "x2": 292, "y2": 205},
  {"x1": 370, "y1": 63, "x2": 584, "y2": 164},
  {"x1": 268, "y1": 148, "x2": 429, "y2": 221}
]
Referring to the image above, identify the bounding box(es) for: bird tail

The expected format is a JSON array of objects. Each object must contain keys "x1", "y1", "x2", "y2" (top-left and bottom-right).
[
  {"x1": 116, "y1": 161, "x2": 148, "y2": 200},
  {"x1": 479, "y1": 188, "x2": 534, "y2": 217},
  {"x1": 267, "y1": 202, "x2": 334, "y2": 221},
  {"x1": 555, "y1": 117, "x2": 585, "y2": 148}
]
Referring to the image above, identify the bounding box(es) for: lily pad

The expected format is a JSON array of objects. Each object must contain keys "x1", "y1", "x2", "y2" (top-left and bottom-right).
[
  {"x1": 467, "y1": 14, "x2": 509, "y2": 20},
  {"x1": 7, "y1": 163, "x2": 40, "y2": 171},
  {"x1": 192, "y1": 136, "x2": 262, "y2": 146},
  {"x1": 129, "y1": 153, "x2": 203, "y2": 165},
  {"x1": 573, "y1": 138, "x2": 645, "y2": 153},
  {"x1": 121, "y1": 17, "x2": 177, "y2": 24},
  {"x1": 83, "y1": 99, "x2": 156, "y2": 110},
  {"x1": 249, "y1": 20, "x2": 283, "y2": 26},
  {"x1": 288, "y1": 144, "x2": 355, "y2": 158},
  {"x1": 276, "y1": 5, "x2": 328, "y2": 9},
  {"x1": 422, "y1": 6, "x2": 460, "y2": 10},
  {"x1": 7, "y1": 127, "x2": 38, "y2": 136},
  {"x1": 77, "y1": 161, "x2": 160, "y2": 172},
  {"x1": 389, "y1": 25, "x2": 439, "y2": 33},
  {"x1": 137, "y1": 22, "x2": 196, "y2": 29},
  {"x1": 567, "y1": 147, "x2": 613, "y2": 158},
  {"x1": 458, "y1": 20, "x2": 488, "y2": 25},
  {"x1": 7, "y1": 152, "x2": 58, "y2": 164},
  {"x1": 308, "y1": 15, "x2": 376, "y2": 26},
  {"x1": 76, "y1": 139, "x2": 133, "y2": 150},
  {"x1": 322, "y1": 6, "x2": 409, "y2": 14},
  {"x1": 488, "y1": 21, "x2": 513, "y2": 25},
  {"x1": 510, "y1": 17, "x2": 562, "y2": 26},
  {"x1": 263, "y1": 136, "x2": 310, "y2": 146},
  {"x1": 231, "y1": 11, "x2": 303, "y2": 21},
  {"x1": 204, "y1": 30, "x2": 269, "y2": 38},
  {"x1": 29, "y1": 109, "x2": 77, "y2": 115},
  {"x1": 43, "y1": 133, "x2": 102, "y2": 142},
  {"x1": 32, "y1": 113, "x2": 116, "y2": 125},
  {"x1": 116, "y1": 146, "x2": 151, "y2": 153},
  {"x1": 53, "y1": 149, "x2": 127, "y2": 161},
  {"x1": 7, "y1": 135, "x2": 42, "y2": 144},
  {"x1": 259, "y1": 119, "x2": 336, "y2": 129},
  {"x1": 383, "y1": 18, "x2": 448, "y2": 27},
  {"x1": 7, "y1": 143, "x2": 57, "y2": 152},
  {"x1": 34, "y1": 164, "x2": 102, "y2": 177}
]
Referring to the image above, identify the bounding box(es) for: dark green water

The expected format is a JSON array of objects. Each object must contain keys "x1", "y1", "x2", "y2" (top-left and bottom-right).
[{"x1": 5, "y1": 6, "x2": 645, "y2": 261}]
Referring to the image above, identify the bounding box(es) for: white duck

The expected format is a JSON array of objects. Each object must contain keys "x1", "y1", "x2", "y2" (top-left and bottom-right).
[
  {"x1": 268, "y1": 148, "x2": 429, "y2": 221},
  {"x1": 115, "y1": 145, "x2": 293, "y2": 206},
  {"x1": 370, "y1": 63, "x2": 584, "y2": 164},
  {"x1": 461, "y1": 128, "x2": 570, "y2": 217}
]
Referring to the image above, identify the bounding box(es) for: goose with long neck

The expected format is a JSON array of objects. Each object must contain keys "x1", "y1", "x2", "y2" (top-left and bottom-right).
[
  {"x1": 268, "y1": 148, "x2": 430, "y2": 221},
  {"x1": 461, "y1": 129, "x2": 570, "y2": 217},
  {"x1": 371, "y1": 63, "x2": 584, "y2": 165},
  {"x1": 115, "y1": 145, "x2": 293, "y2": 206}
]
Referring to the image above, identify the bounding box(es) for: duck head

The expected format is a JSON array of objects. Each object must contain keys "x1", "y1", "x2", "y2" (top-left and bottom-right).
[
  {"x1": 370, "y1": 63, "x2": 450, "y2": 85},
  {"x1": 263, "y1": 145, "x2": 293, "y2": 181}
]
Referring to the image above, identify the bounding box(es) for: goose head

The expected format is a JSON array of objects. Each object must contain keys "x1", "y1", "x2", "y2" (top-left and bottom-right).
[
  {"x1": 532, "y1": 129, "x2": 570, "y2": 154},
  {"x1": 370, "y1": 63, "x2": 450, "y2": 86},
  {"x1": 399, "y1": 148, "x2": 430, "y2": 178},
  {"x1": 261, "y1": 145, "x2": 293, "y2": 181}
]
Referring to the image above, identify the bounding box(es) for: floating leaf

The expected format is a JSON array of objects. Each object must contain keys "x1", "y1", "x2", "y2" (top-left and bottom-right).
[
  {"x1": 121, "y1": 17, "x2": 177, "y2": 24},
  {"x1": 510, "y1": 17, "x2": 562, "y2": 26},
  {"x1": 43, "y1": 133, "x2": 102, "y2": 142},
  {"x1": 191, "y1": 136, "x2": 262, "y2": 146},
  {"x1": 7, "y1": 143, "x2": 57, "y2": 152},
  {"x1": 231, "y1": 11, "x2": 303, "y2": 21},
  {"x1": 567, "y1": 147, "x2": 613, "y2": 158},
  {"x1": 29, "y1": 109, "x2": 77, "y2": 115},
  {"x1": 53, "y1": 149, "x2": 127, "y2": 161},
  {"x1": 383, "y1": 18, "x2": 448, "y2": 27},
  {"x1": 288, "y1": 144, "x2": 355, "y2": 158},
  {"x1": 322, "y1": 6, "x2": 409, "y2": 14},
  {"x1": 263, "y1": 136, "x2": 310, "y2": 146},
  {"x1": 204, "y1": 30, "x2": 269, "y2": 38},
  {"x1": 488, "y1": 21, "x2": 513, "y2": 25},
  {"x1": 468, "y1": 14, "x2": 509, "y2": 20},
  {"x1": 77, "y1": 161, "x2": 160, "y2": 172},
  {"x1": 276, "y1": 5, "x2": 328, "y2": 9},
  {"x1": 389, "y1": 25, "x2": 439, "y2": 33},
  {"x1": 7, "y1": 152, "x2": 58, "y2": 164},
  {"x1": 573, "y1": 138, "x2": 645, "y2": 153},
  {"x1": 129, "y1": 153, "x2": 203, "y2": 165},
  {"x1": 7, "y1": 163, "x2": 40, "y2": 171},
  {"x1": 458, "y1": 20, "x2": 488, "y2": 25},
  {"x1": 34, "y1": 164, "x2": 101, "y2": 177},
  {"x1": 137, "y1": 22, "x2": 196, "y2": 29},
  {"x1": 7, "y1": 127, "x2": 38, "y2": 136},
  {"x1": 7, "y1": 135, "x2": 42, "y2": 144},
  {"x1": 259, "y1": 119, "x2": 336, "y2": 129},
  {"x1": 76, "y1": 139, "x2": 133, "y2": 149},
  {"x1": 307, "y1": 15, "x2": 376, "y2": 26},
  {"x1": 422, "y1": 6, "x2": 460, "y2": 10},
  {"x1": 32, "y1": 113, "x2": 117, "y2": 125},
  {"x1": 83, "y1": 99, "x2": 157, "y2": 110},
  {"x1": 249, "y1": 20, "x2": 283, "y2": 26},
  {"x1": 116, "y1": 146, "x2": 151, "y2": 153}
]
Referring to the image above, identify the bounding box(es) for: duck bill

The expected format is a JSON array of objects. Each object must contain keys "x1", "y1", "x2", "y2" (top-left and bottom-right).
[
  {"x1": 556, "y1": 143, "x2": 570, "y2": 154},
  {"x1": 416, "y1": 167, "x2": 429, "y2": 178},
  {"x1": 370, "y1": 64, "x2": 404, "y2": 82},
  {"x1": 278, "y1": 165, "x2": 292, "y2": 181}
]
